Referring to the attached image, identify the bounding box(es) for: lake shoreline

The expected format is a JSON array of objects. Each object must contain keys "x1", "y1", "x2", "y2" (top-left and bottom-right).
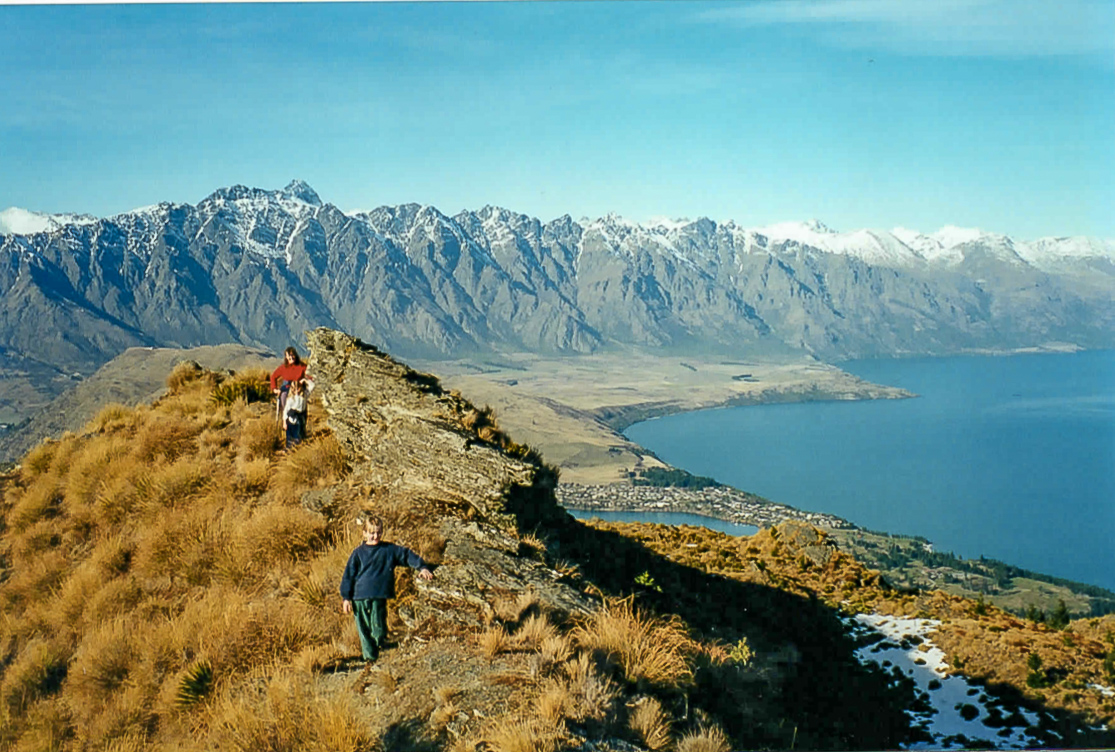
[{"x1": 557, "y1": 482, "x2": 854, "y2": 531}]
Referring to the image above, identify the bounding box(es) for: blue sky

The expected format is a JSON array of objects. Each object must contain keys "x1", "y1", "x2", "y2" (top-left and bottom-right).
[{"x1": 1, "y1": 0, "x2": 1112, "y2": 239}]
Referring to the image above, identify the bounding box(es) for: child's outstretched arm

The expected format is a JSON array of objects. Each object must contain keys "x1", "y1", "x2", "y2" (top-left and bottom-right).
[{"x1": 396, "y1": 544, "x2": 434, "y2": 580}]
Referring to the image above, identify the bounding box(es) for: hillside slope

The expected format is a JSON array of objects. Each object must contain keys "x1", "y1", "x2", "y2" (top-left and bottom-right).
[{"x1": 0, "y1": 328, "x2": 1111, "y2": 751}]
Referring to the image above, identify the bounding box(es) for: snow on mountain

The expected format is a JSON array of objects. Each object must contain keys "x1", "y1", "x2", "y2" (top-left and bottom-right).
[
  {"x1": 0, "y1": 207, "x2": 98, "y2": 236},
  {"x1": 6, "y1": 181, "x2": 1114, "y2": 278},
  {"x1": 1019, "y1": 236, "x2": 1115, "y2": 271},
  {"x1": 754, "y1": 220, "x2": 924, "y2": 267}
]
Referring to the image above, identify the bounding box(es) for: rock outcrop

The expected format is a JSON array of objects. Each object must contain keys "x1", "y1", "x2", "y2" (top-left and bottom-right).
[{"x1": 306, "y1": 328, "x2": 593, "y2": 629}]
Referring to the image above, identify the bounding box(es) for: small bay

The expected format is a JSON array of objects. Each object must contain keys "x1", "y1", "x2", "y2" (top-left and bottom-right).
[{"x1": 624, "y1": 350, "x2": 1115, "y2": 592}]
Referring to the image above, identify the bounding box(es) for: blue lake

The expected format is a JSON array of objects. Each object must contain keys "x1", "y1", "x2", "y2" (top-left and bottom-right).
[
  {"x1": 567, "y1": 508, "x2": 759, "y2": 537},
  {"x1": 624, "y1": 350, "x2": 1115, "y2": 592}
]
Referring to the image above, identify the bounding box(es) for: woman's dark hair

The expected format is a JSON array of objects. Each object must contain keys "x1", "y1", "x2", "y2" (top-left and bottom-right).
[{"x1": 283, "y1": 346, "x2": 302, "y2": 365}]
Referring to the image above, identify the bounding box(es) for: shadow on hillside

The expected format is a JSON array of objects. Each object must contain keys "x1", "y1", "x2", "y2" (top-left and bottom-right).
[
  {"x1": 544, "y1": 515, "x2": 1115, "y2": 751},
  {"x1": 544, "y1": 516, "x2": 916, "y2": 750}
]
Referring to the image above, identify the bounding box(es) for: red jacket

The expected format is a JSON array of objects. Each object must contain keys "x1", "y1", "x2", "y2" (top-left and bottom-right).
[{"x1": 270, "y1": 363, "x2": 308, "y2": 391}]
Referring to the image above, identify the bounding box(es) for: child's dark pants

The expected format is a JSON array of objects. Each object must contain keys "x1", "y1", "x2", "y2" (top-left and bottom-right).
[{"x1": 352, "y1": 598, "x2": 388, "y2": 661}]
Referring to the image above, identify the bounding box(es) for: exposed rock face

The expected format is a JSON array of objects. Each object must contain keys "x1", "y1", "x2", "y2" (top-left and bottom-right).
[
  {"x1": 305, "y1": 328, "x2": 593, "y2": 629},
  {"x1": 2, "y1": 181, "x2": 1113, "y2": 383}
]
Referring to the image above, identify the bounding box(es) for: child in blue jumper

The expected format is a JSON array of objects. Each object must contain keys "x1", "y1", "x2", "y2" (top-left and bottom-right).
[{"x1": 340, "y1": 512, "x2": 433, "y2": 662}]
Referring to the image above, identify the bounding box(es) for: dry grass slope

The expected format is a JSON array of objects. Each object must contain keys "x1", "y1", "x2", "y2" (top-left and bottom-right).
[{"x1": 0, "y1": 367, "x2": 352, "y2": 750}]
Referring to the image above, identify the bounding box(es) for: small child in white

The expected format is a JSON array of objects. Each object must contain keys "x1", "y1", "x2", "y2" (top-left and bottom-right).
[
  {"x1": 340, "y1": 512, "x2": 433, "y2": 662},
  {"x1": 282, "y1": 378, "x2": 309, "y2": 449}
]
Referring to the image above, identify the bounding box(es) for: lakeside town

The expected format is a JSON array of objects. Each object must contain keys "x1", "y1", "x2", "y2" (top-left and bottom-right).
[{"x1": 556, "y1": 482, "x2": 853, "y2": 531}]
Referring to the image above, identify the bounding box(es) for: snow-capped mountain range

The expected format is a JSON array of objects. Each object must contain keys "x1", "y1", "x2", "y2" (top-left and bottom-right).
[
  {"x1": 6, "y1": 191, "x2": 1112, "y2": 273},
  {"x1": 1, "y1": 180, "x2": 1113, "y2": 381}
]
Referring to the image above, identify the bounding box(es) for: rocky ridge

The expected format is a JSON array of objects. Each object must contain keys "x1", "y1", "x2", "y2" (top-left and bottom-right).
[{"x1": 304, "y1": 328, "x2": 594, "y2": 630}]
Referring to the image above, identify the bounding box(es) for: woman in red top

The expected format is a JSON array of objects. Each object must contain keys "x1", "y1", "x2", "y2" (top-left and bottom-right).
[{"x1": 271, "y1": 347, "x2": 311, "y2": 427}]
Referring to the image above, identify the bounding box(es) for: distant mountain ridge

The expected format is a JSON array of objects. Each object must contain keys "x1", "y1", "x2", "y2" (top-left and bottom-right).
[{"x1": 2, "y1": 180, "x2": 1113, "y2": 377}]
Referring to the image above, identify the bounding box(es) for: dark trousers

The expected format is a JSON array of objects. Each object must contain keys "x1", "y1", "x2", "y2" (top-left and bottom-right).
[
  {"x1": 285, "y1": 411, "x2": 305, "y2": 449},
  {"x1": 352, "y1": 598, "x2": 388, "y2": 660}
]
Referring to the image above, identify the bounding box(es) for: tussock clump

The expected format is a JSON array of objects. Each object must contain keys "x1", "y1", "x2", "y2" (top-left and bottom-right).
[
  {"x1": 539, "y1": 633, "x2": 573, "y2": 670},
  {"x1": 233, "y1": 503, "x2": 329, "y2": 570},
  {"x1": 562, "y1": 650, "x2": 620, "y2": 723},
  {"x1": 86, "y1": 403, "x2": 140, "y2": 434},
  {"x1": 62, "y1": 436, "x2": 131, "y2": 512},
  {"x1": 237, "y1": 414, "x2": 281, "y2": 461},
  {"x1": 495, "y1": 590, "x2": 541, "y2": 625},
  {"x1": 19, "y1": 440, "x2": 59, "y2": 480},
  {"x1": 0, "y1": 638, "x2": 69, "y2": 719},
  {"x1": 480, "y1": 626, "x2": 511, "y2": 661},
  {"x1": 137, "y1": 458, "x2": 212, "y2": 510},
  {"x1": 537, "y1": 683, "x2": 571, "y2": 725},
  {"x1": 481, "y1": 717, "x2": 559, "y2": 752},
  {"x1": 676, "y1": 723, "x2": 732, "y2": 752},
  {"x1": 133, "y1": 416, "x2": 204, "y2": 463},
  {"x1": 0, "y1": 551, "x2": 69, "y2": 614},
  {"x1": 206, "y1": 367, "x2": 272, "y2": 408},
  {"x1": 166, "y1": 361, "x2": 209, "y2": 394},
  {"x1": 269, "y1": 436, "x2": 348, "y2": 503},
  {"x1": 629, "y1": 696, "x2": 672, "y2": 751},
  {"x1": 7, "y1": 474, "x2": 63, "y2": 533},
  {"x1": 573, "y1": 598, "x2": 696, "y2": 689},
  {"x1": 460, "y1": 405, "x2": 496, "y2": 433},
  {"x1": 67, "y1": 618, "x2": 139, "y2": 710},
  {"x1": 204, "y1": 671, "x2": 374, "y2": 751},
  {"x1": 513, "y1": 613, "x2": 558, "y2": 651}
]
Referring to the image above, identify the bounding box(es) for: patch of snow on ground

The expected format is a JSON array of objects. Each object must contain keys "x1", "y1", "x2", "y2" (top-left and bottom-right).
[
  {"x1": 1089, "y1": 683, "x2": 1115, "y2": 698},
  {"x1": 848, "y1": 613, "x2": 1053, "y2": 750}
]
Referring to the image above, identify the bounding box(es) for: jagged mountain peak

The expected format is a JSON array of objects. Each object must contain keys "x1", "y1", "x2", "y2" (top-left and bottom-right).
[{"x1": 280, "y1": 179, "x2": 322, "y2": 206}]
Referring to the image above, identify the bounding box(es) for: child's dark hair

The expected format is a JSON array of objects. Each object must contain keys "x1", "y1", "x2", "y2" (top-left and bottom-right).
[{"x1": 284, "y1": 346, "x2": 302, "y2": 365}]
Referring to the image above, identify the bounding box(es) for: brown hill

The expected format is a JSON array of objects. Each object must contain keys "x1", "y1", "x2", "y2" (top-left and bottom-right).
[{"x1": 0, "y1": 344, "x2": 275, "y2": 465}]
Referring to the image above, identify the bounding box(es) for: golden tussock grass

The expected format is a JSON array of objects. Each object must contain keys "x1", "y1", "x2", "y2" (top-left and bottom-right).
[
  {"x1": 629, "y1": 696, "x2": 672, "y2": 751},
  {"x1": 561, "y1": 651, "x2": 620, "y2": 723},
  {"x1": 132, "y1": 512, "x2": 224, "y2": 586},
  {"x1": 137, "y1": 458, "x2": 213, "y2": 510},
  {"x1": 203, "y1": 672, "x2": 374, "y2": 752},
  {"x1": 431, "y1": 685, "x2": 461, "y2": 729},
  {"x1": 538, "y1": 633, "x2": 574, "y2": 673},
  {"x1": 536, "y1": 683, "x2": 572, "y2": 725},
  {"x1": 66, "y1": 618, "x2": 141, "y2": 718},
  {"x1": 513, "y1": 613, "x2": 557, "y2": 651},
  {"x1": 166, "y1": 361, "x2": 212, "y2": 394},
  {"x1": 0, "y1": 550, "x2": 69, "y2": 615},
  {"x1": 480, "y1": 626, "x2": 511, "y2": 661},
  {"x1": 0, "y1": 365, "x2": 358, "y2": 749},
  {"x1": 573, "y1": 598, "x2": 696, "y2": 689},
  {"x1": 19, "y1": 440, "x2": 60, "y2": 480},
  {"x1": 230, "y1": 502, "x2": 329, "y2": 571},
  {"x1": 481, "y1": 717, "x2": 560, "y2": 752},
  {"x1": 675, "y1": 723, "x2": 732, "y2": 752},
  {"x1": 8, "y1": 697, "x2": 72, "y2": 752},
  {"x1": 494, "y1": 590, "x2": 540, "y2": 625},
  {"x1": 237, "y1": 414, "x2": 281, "y2": 462},
  {"x1": 234, "y1": 457, "x2": 272, "y2": 494},
  {"x1": 132, "y1": 415, "x2": 205, "y2": 463},
  {"x1": 61, "y1": 435, "x2": 131, "y2": 513},
  {"x1": 86, "y1": 402, "x2": 140, "y2": 434},
  {"x1": 0, "y1": 637, "x2": 69, "y2": 719},
  {"x1": 269, "y1": 436, "x2": 348, "y2": 503},
  {"x1": 7, "y1": 518, "x2": 60, "y2": 563},
  {"x1": 7, "y1": 473, "x2": 63, "y2": 533}
]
